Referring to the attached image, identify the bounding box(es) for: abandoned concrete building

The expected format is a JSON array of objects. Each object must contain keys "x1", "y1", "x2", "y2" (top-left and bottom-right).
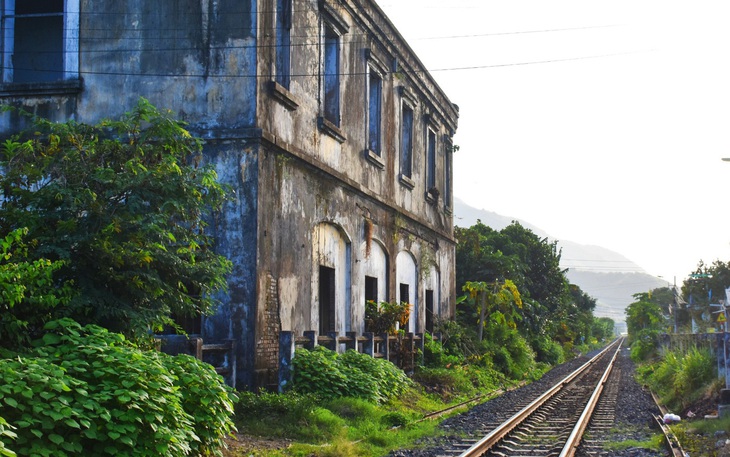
[{"x1": 0, "y1": 0, "x2": 459, "y2": 389}]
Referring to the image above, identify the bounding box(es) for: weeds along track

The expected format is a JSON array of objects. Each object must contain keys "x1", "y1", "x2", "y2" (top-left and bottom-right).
[{"x1": 434, "y1": 339, "x2": 623, "y2": 457}]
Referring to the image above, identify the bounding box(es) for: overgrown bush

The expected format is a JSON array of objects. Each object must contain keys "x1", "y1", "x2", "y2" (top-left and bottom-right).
[
  {"x1": 483, "y1": 327, "x2": 536, "y2": 379},
  {"x1": 531, "y1": 335, "x2": 565, "y2": 365},
  {"x1": 291, "y1": 347, "x2": 411, "y2": 403},
  {"x1": 423, "y1": 332, "x2": 462, "y2": 368},
  {"x1": 0, "y1": 417, "x2": 14, "y2": 457},
  {"x1": 161, "y1": 354, "x2": 238, "y2": 455},
  {"x1": 0, "y1": 319, "x2": 236, "y2": 456},
  {"x1": 638, "y1": 345, "x2": 716, "y2": 411},
  {"x1": 0, "y1": 227, "x2": 72, "y2": 349},
  {"x1": 630, "y1": 329, "x2": 661, "y2": 362},
  {"x1": 365, "y1": 300, "x2": 411, "y2": 334},
  {"x1": 0, "y1": 100, "x2": 232, "y2": 339}
]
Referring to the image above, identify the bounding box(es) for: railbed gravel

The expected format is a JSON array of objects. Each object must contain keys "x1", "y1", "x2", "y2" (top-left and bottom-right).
[{"x1": 389, "y1": 345, "x2": 668, "y2": 457}]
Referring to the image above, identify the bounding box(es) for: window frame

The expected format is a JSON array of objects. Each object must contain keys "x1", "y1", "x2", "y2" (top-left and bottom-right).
[
  {"x1": 398, "y1": 92, "x2": 416, "y2": 189},
  {"x1": 317, "y1": 2, "x2": 348, "y2": 143},
  {"x1": 425, "y1": 124, "x2": 437, "y2": 201},
  {"x1": 322, "y1": 23, "x2": 340, "y2": 126},
  {"x1": 274, "y1": 0, "x2": 292, "y2": 90},
  {"x1": 1, "y1": 0, "x2": 79, "y2": 85},
  {"x1": 367, "y1": 65, "x2": 383, "y2": 156},
  {"x1": 364, "y1": 50, "x2": 388, "y2": 168},
  {"x1": 444, "y1": 134, "x2": 454, "y2": 212}
]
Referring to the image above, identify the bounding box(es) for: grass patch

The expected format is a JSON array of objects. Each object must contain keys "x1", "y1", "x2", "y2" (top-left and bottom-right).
[
  {"x1": 233, "y1": 387, "x2": 465, "y2": 457},
  {"x1": 603, "y1": 434, "x2": 665, "y2": 452}
]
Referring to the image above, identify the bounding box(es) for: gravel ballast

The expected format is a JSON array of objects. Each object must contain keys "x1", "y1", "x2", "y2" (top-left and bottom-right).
[{"x1": 389, "y1": 345, "x2": 668, "y2": 457}]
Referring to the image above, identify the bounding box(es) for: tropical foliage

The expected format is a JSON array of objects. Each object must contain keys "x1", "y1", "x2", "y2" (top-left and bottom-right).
[
  {"x1": 454, "y1": 220, "x2": 609, "y2": 369},
  {"x1": 290, "y1": 347, "x2": 411, "y2": 403},
  {"x1": 0, "y1": 319, "x2": 237, "y2": 457},
  {"x1": 0, "y1": 99, "x2": 231, "y2": 341},
  {"x1": 681, "y1": 260, "x2": 730, "y2": 332},
  {"x1": 365, "y1": 300, "x2": 411, "y2": 335},
  {"x1": 0, "y1": 101, "x2": 237, "y2": 456}
]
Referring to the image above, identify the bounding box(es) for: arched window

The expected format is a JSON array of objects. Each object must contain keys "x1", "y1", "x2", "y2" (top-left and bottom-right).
[
  {"x1": 312, "y1": 223, "x2": 352, "y2": 335},
  {"x1": 396, "y1": 251, "x2": 418, "y2": 333}
]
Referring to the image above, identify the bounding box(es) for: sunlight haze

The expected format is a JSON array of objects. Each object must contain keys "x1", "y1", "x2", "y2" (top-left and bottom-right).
[{"x1": 380, "y1": 0, "x2": 730, "y2": 283}]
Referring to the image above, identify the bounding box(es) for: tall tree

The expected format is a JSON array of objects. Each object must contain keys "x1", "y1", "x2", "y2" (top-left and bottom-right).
[
  {"x1": 462, "y1": 279, "x2": 522, "y2": 341},
  {"x1": 625, "y1": 294, "x2": 665, "y2": 336},
  {"x1": 0, "y1": 99, "x2": 232, "y2": 341},
  {"x1": 681, "y1": 260, "x2": 730, "y2": 331},
  {"x1": 455, "y1": 221, "x2": 596, "y2": 347}
]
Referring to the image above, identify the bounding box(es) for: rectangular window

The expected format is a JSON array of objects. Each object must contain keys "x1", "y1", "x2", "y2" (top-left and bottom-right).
[
  {"x1": 426, "y1": 128, "x2": 436, "y2": 190},
  {"x1": 365, "y1": 276, "x2": 378, "y2": 304},
  {"x1": 323, "y1": 25, "x2": 340, "y2": 125},
  {"x1": 399, "y1": 283, "x2": 410, "y2": 306},
  {"x1": 2, "y1": 0, "x2": 79, "y2": 83},
  {"x1": 275, "y1": 0, "x2": 291, "y2": 88},
  {"x1": 367, "y1": 68, "x2": 382, "y2": 155},
  {"x1": 444, "y1": 137, "x2": 453, "y2": 209},
  {"x1": 400, "y1": 104, "x2": 414, "y2": 178},
  {"x1": 319, "y1": 266, "x2": 336, "y2": 334}
]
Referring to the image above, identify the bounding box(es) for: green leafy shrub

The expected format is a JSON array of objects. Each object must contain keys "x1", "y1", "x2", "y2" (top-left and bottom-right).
[
  {"x1": 0, "y1": 100, "x2": 232, "y2": 339},
  {"x1": 365, "y1": 300, "x2": 411, "y2": 334},
  {"x1": 0, "y1": 319, "x2": 236, "y2": 456},
  {"x1": 291, "y1": 347, "x2": 411, "y2": 403},
  {"x1": 675, "y1": 346, "x2": 714, "y2": 393},
  {"x1": 0, "y1": 416, "x2": 15, "y2": 457},
  {"x1": 639, "y1": 346, "x2": 716, "y2": 411},
  {"x1": 630, "y1": 329, "x2": 661, "y2": 362},
  {"x1": 531, "y1": 335, "x2": 565, "y2": 365},
  {"x1": 0, "y1": 228, "x2": 72, "y2": 349},
  {"x1": 161, "y1": 354, "x2": 238, "y2": 456},
  {"x1": 422, "y1": 332, "x2": 462, "y2": 368},
  {"x1": 291, "y1": 347, "x2": 349, "y2": 399}
]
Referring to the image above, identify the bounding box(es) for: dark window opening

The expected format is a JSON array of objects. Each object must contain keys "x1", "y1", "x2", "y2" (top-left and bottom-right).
[
  {"x1": 13, "y1": 0, "x2": 64, "y2": 82},
  {"x1": 368, "y1": 70, "x2": 382, "y2": 154},
  {"x1": 365, "y1": 276, "x2": 378, "y2": 304},
  {"x1": 425, "y1": 290, "x2": 434, "y2": 334},
  {"x1": 323, "y1": 25, "x2": 340, "y2": 125},
  {"x1": 401, "y1": 105, "x2": 414, "y2": 178},
  {"x1": 275, "y1": 0, "x2": 291, "y2": 88},
  {"x1": 444, "y1": 142, "x2": 452, "y2": 208},
  {"x1": 426, "y1": 129, "x2": 436, "y2": 190},
  {"x1": 319, "y1": 266, "x2": 336, "y2": 334},
  {"x1": 399, "y1": 283, "x2": 410, "y2": 306},
  {"x1": 171, "y1": 313, "x2": 202, "y2": 335}
]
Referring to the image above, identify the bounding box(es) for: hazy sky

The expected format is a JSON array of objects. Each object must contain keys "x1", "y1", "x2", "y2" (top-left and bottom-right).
[{"x1": 379, "y1": 0, "x2": 730, "y2": 283}]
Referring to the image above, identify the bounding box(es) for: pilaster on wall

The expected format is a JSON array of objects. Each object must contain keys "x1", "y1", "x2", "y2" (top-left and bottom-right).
[{"x1": 255, "y1": 272, "x2": 282, "y2": 389}]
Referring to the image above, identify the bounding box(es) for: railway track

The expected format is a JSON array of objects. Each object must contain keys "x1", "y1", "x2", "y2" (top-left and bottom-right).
[{"x1": 434, "y1": 339, "x2": 624, "y2": 457}]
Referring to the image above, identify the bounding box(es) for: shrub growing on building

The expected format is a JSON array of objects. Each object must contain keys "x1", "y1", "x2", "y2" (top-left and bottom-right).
[{"x1": 0, "y1": 99, "x2": 231, "y2": 342}]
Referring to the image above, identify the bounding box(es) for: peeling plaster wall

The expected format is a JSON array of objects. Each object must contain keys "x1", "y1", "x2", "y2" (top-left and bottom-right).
[
  {"x1": 257, "y1": 144, "x2": 455, "y2": 344},
  {"x1": 0, "y1": 0, "x2": 259, "y2": 132},
  {"x1": 204, "y1": 141, "x2": 259, "y2": 388},
  {"x1": 256, "y1": 0, "x2": 459, "y2": 232}
]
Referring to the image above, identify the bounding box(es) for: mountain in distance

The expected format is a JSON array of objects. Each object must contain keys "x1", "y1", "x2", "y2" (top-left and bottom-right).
[{"x1": 453, "y1": 198, "x2": 668, "y2": 330}]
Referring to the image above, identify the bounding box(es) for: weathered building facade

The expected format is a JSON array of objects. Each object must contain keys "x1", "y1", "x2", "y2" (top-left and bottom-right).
[{"x1": 0, "y1": 0, "x2": 459, "y2": 389}]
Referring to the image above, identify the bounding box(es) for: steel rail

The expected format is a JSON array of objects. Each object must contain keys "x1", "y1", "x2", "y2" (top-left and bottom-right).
[
  {"x1": 558, "y1": 340, "x2": 622, "y2": 457},
  {"x1": 456, "y1": 339, "x2": 622, "y2": 457}
]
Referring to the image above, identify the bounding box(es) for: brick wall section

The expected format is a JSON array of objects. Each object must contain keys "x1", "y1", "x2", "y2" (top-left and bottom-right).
[{"x1": 256, "y1": 273, "x2": 281, "y2": 386}]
